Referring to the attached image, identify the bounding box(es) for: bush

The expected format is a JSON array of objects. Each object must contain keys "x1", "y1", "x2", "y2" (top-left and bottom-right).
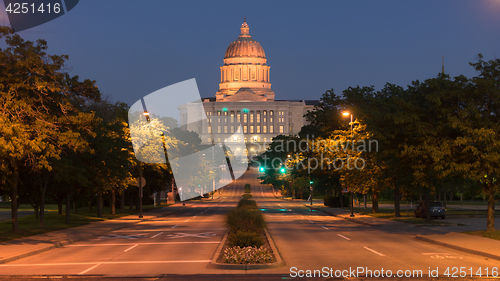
[
  {"x1": 324, "y1": 194, "x2": 349, "y2": 207},
  {"x1": 238, "y1": 199, "x2": 257, "y2": 209},
  {"x1": 244, "y1": 184, "x2": 251, "y2": 193},
  {"x1": 242, "y1": 193, "x2": 253, "y2": 200},
  {"x1": 302, "y1": 191, "x2": 310, "y2": 200},
  {"x1": 225, "y1": 207, "x2": 266, "y2": 233},
  {"x1": 227, "y1": 231, "x2": 263, "y2": 247}
]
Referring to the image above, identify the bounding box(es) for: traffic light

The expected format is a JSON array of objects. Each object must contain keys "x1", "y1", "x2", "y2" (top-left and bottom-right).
[
  {"x1": 259, "y1": 166, "x2": 265, "y2": 172},
  {"x1": 280, "y1": 167, "x2": 286, "y2": 173},
  {"x1": 309, "y1": 181, "x2": 313, "y2": 184}
]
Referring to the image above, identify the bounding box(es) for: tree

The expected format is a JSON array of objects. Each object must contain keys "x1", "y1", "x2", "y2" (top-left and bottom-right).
[{"x1": 0, "y1": 26, "x2": 99, "y2": 230}]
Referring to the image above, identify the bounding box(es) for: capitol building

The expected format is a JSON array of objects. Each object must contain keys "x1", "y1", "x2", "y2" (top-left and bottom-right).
[{"x1": 179, "y1": 19, "x2": 316, "y2": 155}]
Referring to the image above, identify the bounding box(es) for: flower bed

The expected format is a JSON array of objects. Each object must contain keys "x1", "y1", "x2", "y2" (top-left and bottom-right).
[{"x1": 222, "y1": 245, "x2": 273, "y2": 264}]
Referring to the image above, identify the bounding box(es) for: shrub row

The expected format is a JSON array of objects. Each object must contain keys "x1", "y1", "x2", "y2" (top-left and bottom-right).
[
  {"x1": 324, "y1": 194, "x2": 350, "y2": 207},
  {"x1": 225, "y1": 194, "x2": 266, "y2": 248},
  {"x1": 244, "y1": 183, "x2": 251, "y2": 193}
]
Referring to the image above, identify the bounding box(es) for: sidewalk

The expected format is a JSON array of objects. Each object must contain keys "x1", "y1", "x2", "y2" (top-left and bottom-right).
[
  {"x1": 0, "y1": 205, "x2": 186, "y2": 264},
  {"x1": 306, "y1": 204, "x2": 500, "y2": 262}
]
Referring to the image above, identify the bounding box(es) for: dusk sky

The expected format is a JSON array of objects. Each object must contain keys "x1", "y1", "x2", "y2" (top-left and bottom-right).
[{"x1": 1, "y1": 0, "x2": 499, "y2": 106}]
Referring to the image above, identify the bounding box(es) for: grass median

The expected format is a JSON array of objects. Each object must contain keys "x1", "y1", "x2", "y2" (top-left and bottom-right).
[{"x1": 0, "y1": 204, "x2": 165, "y2": 242}]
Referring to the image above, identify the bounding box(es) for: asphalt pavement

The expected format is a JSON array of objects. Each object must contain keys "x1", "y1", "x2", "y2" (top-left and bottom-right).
[{"x1": 0, "y1": 169, "x2": 499, "y2": 279}]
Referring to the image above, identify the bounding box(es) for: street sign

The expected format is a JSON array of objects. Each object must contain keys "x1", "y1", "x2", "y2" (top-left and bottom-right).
[{"x1": 136, "y1": 177, "x2": 146, "y2": 188}]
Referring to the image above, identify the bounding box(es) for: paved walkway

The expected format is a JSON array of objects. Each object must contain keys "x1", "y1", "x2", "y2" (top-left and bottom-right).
[
  {"x1": 305, "y1": 203, "x2": 500, "y2": 262},
  {"x1": 0, "y1": 205, "x2": 186, "y2": 264}
]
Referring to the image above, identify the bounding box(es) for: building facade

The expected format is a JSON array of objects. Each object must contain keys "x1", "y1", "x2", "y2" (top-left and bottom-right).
[{"x1": 179, "y1": 20, "x2": 316, "y2": 154}]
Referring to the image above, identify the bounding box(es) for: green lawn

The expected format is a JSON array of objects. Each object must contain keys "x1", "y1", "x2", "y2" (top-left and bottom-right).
[
  {"x1": 0, "y1": 204, "x2": 165, "y2": 242},
  {"x1": 463, "y1": 230, "x2": 500, "y2": 241},
  {"x1": 0, "y1": 202, "x2": 58, "y2": 211}
]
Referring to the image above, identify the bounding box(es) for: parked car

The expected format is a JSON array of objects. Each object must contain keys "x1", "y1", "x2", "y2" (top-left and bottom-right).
[{"x1": 415, "y1": 201, "x2": 446, "y2": 219}]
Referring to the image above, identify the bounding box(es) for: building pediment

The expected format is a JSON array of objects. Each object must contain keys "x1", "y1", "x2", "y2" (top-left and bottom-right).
[{"x1": 222, "y1": 88, "x2": 268, "y2": 102}]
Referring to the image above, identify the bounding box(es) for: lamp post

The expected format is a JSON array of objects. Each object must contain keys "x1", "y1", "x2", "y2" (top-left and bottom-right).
[
  {"x1": 138, "y1": 111, "x2": 150, "y2": 219},
  {"x1": 342, "y1": 111, "x2": 355, "y2": 218}
]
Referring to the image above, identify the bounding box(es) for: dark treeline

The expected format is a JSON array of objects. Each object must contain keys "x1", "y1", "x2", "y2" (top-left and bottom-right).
[
  {"x1": 257, "y1": 55, "x2": 500, "y2": 231},
  {"x1": 0, "y1": 27, "x2": 199, "y2": 232}
]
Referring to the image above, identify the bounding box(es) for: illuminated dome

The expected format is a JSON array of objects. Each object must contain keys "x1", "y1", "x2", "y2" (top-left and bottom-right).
[
  {"x1": 224, "y1": 20, "x2": 266, "y2": 59},
  {"x1": 216, "y1": 19, "x2": 274, "y2": 102}
]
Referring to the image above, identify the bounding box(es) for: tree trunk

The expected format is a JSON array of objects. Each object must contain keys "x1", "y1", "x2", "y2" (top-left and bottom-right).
[
  {"x1": 65, "y1": 190, "x2": 71, "y2": 223},
  {"x1": 39, "y1": 176, "x2": 49, "y2": 228},
  {"x1": 424, "y1": 191, "x2": 431, "y2": 222},
  {"x1": 394, "y1": 185, "x2": 401, "y2": 217},
  {"x1": 372, "y1": 191, "x2": 379, "y2": 213},
  {"x1": 120, "y1": 191, "x2": 125, "y2": 213},
  {"x1": 88, "y1": 195, "x2": 93, "y2": 211},
  {"x1": 129, "y1": 190, "x2": 133, "y2": 211},
  {"x1": 34, "y1": 205, "x2": 39, "y2": 220},
  {"x1": 156, "y1": 191, "x2": 161, "y2": 207},
  {"x1": 111, "y1": 190, "x2": 116, "y2": 215},
  {"x1": 486, "y1": 187, "x2": 496, "y2": 232},
  {"x1": 57, "y1": 199, "x2": 63, "y2": 215},
  {"x1": 11, "y1": 170, "x2": 19, "y2": 233},
  {"x1": 97, "y1": 191, "x2": 103, "y2": 218}
]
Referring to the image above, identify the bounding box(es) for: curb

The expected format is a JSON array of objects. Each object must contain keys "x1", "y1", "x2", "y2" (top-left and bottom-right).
[
  {"x1": 209, "y1": 228, "x2": 284, "y2": 270},
  {"x1": 0, "y1": 207, "x2": 185, "y2": 264},
  {"x1": 305, "y1": 205, "x2": 379, "y2": 227},
  {"x1": 415, "y1": 235, "x2": 500, "y2": 262}
]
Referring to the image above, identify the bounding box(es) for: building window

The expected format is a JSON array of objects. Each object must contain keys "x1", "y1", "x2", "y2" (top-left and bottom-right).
[
  {"x1": 230, "y1": 126, "x2": 234, "y2": 133},
  {"x1": 224, "y1": 126, "x2": 228, "y2": 133},
  {"x1": 270, "y1": 117, "x2": 273, "y2": 123},
  {"x1": 263, "y1": 117, "x2": 267, "y2": 123},
  {"x1": 278, "y1": 117, "x2": 284, "y2": 123},
  {"x1": 250, "y1": 112, "x2": 254, "y2": 123},
  {"x1": 244, "y1": 126, "x2": 248, "y2": 133},
  {"x1": 250, "y1": 126, "x2": 254, "y2": 133},
  {"x1": 208, "y1": 126, "x2": 212, "y2": 134},
  {"x1": 224, "y1": 117, "x2": 228, "y2": 123},
  {"x1": 218, "y1": 126, "x2": 221, "y2": 133},
  {"x1": 263, "y1": 126, "x2": 267, "y2": 133},
  {"x1": 224, "y1": 111, "x2": 228, "y2": 116},
  {"x1": 257, "y1": 113, "x2": 260, "y2": 123},
  {"x1": 270, "y1": 110, "x2": 273, "y2": 116},
  {"x1": 263, "y1": 110, "x2": 267, "y2": 116},
  {"x1": 270, "y1": 126, "x2": 274, "y2": 133},
  {"x1": 256, "y1": 126, "x2": 260, "y2": 133},
  {"x1": 237, "y1": 111, "x2": 241, "y2": 122},
  {"x1": 217, "y1": 137, "x2": 221, "y2": 142},
  {"x1": 218, "y1": 117, "x2": 221, "y2": 123},
  {"x1": 244, "y1": 113, "x2": 248, "y2": 123},
  {"x1": 208, "y1": 137, "x2": 211, "y2": 142},
  {"x1": 279, "y1": 125, "x2": 284, "y2": 133},
  {"x1": 290, "y1": 125, "x2": 293, "y2": 132},
  {"x1": 230, "y1": 111, "x2": 234, "y2": 123},
  {"x1": 217, "y1": 111, "x2": 221, "y2": 116}
]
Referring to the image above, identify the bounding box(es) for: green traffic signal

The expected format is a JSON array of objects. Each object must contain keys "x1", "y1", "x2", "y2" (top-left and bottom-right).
[
  {"x1": 280, "y1": 167, "x2": 286, "y2": 173},
  {"x1": 259, "y1": 167, "x2": 265, "y2": 172},
  {"x1": 309, "y1": 181, "x2": 313, "y2": 184}
]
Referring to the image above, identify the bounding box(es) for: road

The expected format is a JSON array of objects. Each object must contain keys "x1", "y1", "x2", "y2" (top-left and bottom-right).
[{"x1": 0, "y1": 169, "x2": 497, "y2": 279}]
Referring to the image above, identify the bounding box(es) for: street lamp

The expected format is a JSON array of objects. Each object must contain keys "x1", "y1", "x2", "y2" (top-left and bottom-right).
[{"x1": 342, "y1": 111, "x2": 355, "y2": 218}]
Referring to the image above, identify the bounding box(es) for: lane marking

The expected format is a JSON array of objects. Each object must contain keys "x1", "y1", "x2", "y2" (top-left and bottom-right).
[
  {"x1": 322, "y1": 226, "x2": 329, "y2": 230},
  {"x1": 167, "y1": 232, "x2": 216, "y2": 239},
  {"x1": 184, "y1": 219, "x2": 190, "y2": 222},
  {"x1": 78, "y1": 263, "x2": 101, "y2": 275},
  {"x1": 308, "y1": 220, "x2": 314, "y2": 223},
  {"x1": 151, "y1": 232, "x2": 163, "y2": 239},
  {"x1": 124, "y1": 244, "x2": 139, "y2": 252},
  {"x1": 172, "y1": 224, "x2": 178, "y2": 228},
  {"x1": 363, "y1": 246, "x2": 385, "y2": 256},
  {"x1": 0, "y1": 260, "x2": 213, "y2": 267},
  {"x1": 337, "y1": 234, "x2": 350, "y2": 240},
  {"x1": 68, "y1": 242, "x2": 221, "y2": 247}
]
